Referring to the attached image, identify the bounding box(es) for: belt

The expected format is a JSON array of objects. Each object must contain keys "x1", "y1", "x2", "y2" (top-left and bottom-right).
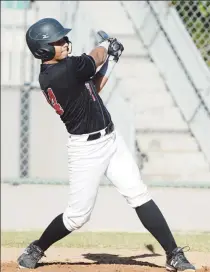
[{"x1": 87, "y1": 122, "x2": 114, "y2": 141}]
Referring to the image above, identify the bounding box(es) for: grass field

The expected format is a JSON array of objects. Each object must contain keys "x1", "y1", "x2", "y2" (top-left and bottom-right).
[
  {"x1": 2, "y1": 231, "x2": 210, "y2": 272},
  {"x1": 2, "y1": 231, "x2": 210, "y2": 252}
]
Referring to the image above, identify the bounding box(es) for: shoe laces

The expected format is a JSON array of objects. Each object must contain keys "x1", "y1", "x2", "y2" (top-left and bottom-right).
[
  {"x1": 173, "y1": 246, "x2": 191, "y2": 262},
  {"x1": 25, "y1": 244, "x2": 45, "y2": 259}
]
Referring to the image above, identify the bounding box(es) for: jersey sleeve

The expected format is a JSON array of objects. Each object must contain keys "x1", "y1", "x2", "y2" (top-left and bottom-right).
[{"x1": 72, "y1": 53, "x2": 96, "y2": 82}]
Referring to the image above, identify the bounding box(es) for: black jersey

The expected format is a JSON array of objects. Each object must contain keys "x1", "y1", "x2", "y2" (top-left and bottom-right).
[{"x1": 39, "y1": 54, "x2": 112, "y2": 134}]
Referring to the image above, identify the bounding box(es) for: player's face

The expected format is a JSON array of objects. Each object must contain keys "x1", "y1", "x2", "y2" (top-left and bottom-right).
[{"x1": 50, "y1": 37, "x2": 72, "y2": 60}]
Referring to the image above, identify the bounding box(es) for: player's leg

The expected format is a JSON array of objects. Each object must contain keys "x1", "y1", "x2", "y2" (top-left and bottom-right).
[
  {"x1": 17, "y1": 132, "x2": 115, "y2": 268},
  {"x1": 105, "y1": 130, "x2": 195, "y2": 271}
]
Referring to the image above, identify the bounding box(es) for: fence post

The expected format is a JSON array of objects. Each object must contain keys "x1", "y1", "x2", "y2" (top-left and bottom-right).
[{"x1": 19, "y1": 83, "x2": 31, "y2": 178}]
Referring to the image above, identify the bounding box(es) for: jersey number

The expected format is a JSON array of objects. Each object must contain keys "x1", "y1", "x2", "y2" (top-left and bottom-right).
[{"x1": 45, "y1": 88, "x2": 64, "y2": 115}]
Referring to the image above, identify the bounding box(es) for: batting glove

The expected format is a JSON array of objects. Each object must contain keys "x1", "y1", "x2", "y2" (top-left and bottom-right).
[{"x1": 108, "y1": 39, "x2": 124, "y2": 62}]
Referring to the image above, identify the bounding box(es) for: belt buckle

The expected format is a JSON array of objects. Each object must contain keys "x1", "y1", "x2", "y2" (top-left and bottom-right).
[
  {"x1": 87, "y1": 123, "x2": 114, "y2": 141},
  {"x1": 87, "y1": 132, "x2": 101, "y2": 141}
]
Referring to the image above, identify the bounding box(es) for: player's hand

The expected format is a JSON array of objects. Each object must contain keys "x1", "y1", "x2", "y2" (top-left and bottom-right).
[{"x1": 108, "y1": 39, "x2": 124, "y2": 62}]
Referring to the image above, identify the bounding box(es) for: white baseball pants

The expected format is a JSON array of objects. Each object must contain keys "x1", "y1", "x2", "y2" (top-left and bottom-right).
[{"x1": 63, "y1": 128, "x2": 151, "y2": 231}]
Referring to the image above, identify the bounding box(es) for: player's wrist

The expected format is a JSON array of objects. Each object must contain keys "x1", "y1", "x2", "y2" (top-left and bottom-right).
[
  {"x1": 98, "y1": 56, "x2": 117, "y2": 78},
  {"x1": 97, "y1": 40, "x2": 109, "y2": 51}
]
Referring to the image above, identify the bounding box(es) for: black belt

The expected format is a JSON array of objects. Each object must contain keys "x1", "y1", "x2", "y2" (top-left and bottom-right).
[{"x1": 87, "y1": 122, "x2": 114, "y2": 141}]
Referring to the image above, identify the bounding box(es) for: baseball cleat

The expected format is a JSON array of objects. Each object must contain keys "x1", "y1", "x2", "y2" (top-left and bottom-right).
[
  {"x1": 166, "y1": 247, "x2": 196, "y2": 272},
  {"x1": 17, "y1": 241, "x2": 45, "y2": 269}
]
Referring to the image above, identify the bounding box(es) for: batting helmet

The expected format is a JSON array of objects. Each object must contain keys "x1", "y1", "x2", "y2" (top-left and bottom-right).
[{"x1": 26, "y1": 18, "x2": 72, "y2": 61}]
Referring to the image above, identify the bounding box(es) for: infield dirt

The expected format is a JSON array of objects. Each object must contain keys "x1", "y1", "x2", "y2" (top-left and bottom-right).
[{"x1": 2, "y1": 247, "x2": 210, "y2": 272}]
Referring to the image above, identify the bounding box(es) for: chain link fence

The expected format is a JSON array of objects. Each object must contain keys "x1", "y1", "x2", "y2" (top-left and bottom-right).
[
  {"x1": 2, "y1": 1, "x2": 210, "y2": 187},
  {"x1": 1, "y1": 1, "x2": 92, "y2": 185},
  {"x1": 1, "y1": 1, "x2": 121, "y2": 186},
  {"x1": 170, "y1": 0, "x2": 210, "y2": 67}
]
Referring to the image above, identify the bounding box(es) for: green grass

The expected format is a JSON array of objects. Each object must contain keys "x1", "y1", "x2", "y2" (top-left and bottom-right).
[{"x1": 1, "y1": 231, "x2": 210, "y2": 252}]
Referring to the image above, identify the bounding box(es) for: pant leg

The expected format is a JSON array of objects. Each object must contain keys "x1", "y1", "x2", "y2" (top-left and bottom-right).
[
  {"x1": 63, "y1": 132, "x2": 116, "y2": 231},
  {"x1": 105, "y1": 131, "x2": 178, "y2": 256},
  {"x1": 105, "y1": 130, "x2": 151, "y2": 208}
]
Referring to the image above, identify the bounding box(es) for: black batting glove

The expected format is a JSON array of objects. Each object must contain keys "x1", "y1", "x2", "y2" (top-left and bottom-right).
[{"x1": 108, "y1": 39, "x2": 124, "y2": 62}]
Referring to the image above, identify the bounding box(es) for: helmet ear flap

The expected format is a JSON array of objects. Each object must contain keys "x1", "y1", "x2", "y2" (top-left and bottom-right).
[{"x1": 33, "y1": 45, "x2": 55, "y2": 61}]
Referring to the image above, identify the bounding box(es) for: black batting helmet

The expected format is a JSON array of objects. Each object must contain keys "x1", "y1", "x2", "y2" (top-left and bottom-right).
[{"x1": 26, "y1": 18, "x2": 72, "y2": 61}]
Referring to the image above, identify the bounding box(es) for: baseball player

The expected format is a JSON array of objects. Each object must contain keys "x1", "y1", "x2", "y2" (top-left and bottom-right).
[{"x1": 18, "y1": 18, "x2": 195, "y2": 271}]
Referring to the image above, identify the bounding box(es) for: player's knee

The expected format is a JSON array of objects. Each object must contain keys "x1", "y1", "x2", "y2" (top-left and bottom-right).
[
  {"x1": 127, "y1": 189, "x2": 152, "y2": 208},
  {"x1": 62, "y1": 210, "x2": 91, "y2": 231}
]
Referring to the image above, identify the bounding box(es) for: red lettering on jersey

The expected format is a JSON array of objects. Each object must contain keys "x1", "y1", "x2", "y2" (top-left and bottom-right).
[
  {"x1": 44, "y1": 88, "x2": 64, "y2": 115},
  {"x1": 85, "y1": 82, "x2": 96, "y2": 101}
]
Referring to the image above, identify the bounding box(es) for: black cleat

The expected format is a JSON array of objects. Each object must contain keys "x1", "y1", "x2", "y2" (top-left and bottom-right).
[
  {"x1": 166, "y1": 247, "x2": 196, "y2": 272},
  {"x1": 17, "y1": 241, "x2": 45, "y2": 269}
]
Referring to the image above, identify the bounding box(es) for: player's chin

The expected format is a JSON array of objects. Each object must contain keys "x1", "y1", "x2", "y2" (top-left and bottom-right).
[
  {"x1": 57, "y1": 51, "x2": 68, "y2": 60},
  {"x1": 61, "y1": 51, "x2": 68, "y2": 59}
]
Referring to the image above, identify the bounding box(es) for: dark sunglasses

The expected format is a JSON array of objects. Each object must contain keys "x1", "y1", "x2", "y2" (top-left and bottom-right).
[{"x1": 50, "y1": 36, "x2": 71, "y2": 46}]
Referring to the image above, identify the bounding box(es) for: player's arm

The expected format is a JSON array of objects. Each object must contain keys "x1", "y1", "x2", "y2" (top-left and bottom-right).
[
  {"x1": 92, "y1": 57, "x2": 115, "y2": 93},
  {"x1": 71, "y1": 39, "x2": 123, "y2": 85},
  {"x1": 92, "y1": 39, "x2": 124, "y2": 93},
  {"x1": 88, "y1": 42, "x2": 108, "y2": 68},
  {"x1": 71, "y1": 42, "x2": 109, "y2": 83}
]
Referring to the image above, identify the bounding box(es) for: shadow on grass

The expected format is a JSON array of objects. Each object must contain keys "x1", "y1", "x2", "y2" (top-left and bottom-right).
[{"x1": 37, "y1": 252, "x2": 163, "y2": 268}]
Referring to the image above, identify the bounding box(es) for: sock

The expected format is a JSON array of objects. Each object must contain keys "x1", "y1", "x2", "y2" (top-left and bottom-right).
[
  {"x1": 135, "y1": 200, "x2": 177, "y2": 255},
  {"x1": 35, "y1": 213, "x2": 71, "y2": 252}
]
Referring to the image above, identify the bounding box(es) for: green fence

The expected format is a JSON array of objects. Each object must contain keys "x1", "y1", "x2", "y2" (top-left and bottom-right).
[
  {"x1": 1, "y1": 1, "x2": 30, "y2": 9},
  {"x1": 171, "y1": 0, "x2": 210, "y2": 67}
]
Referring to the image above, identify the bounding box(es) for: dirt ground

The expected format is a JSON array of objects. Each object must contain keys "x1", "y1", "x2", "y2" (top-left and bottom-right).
[{"x1": 1, "y1": 247, "x2": 210, "y2": 272}]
